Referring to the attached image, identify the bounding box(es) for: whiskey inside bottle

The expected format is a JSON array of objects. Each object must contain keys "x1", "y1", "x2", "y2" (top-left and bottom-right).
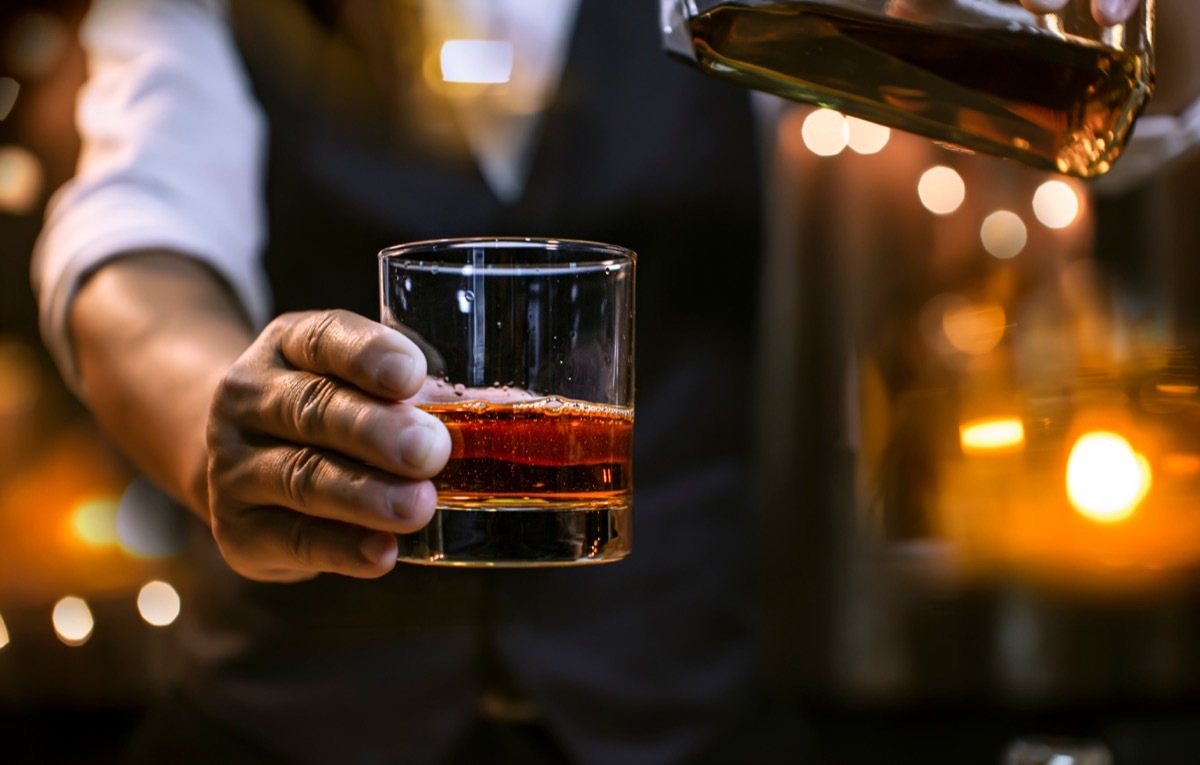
[{"x1": 686, "y1": 2, "x2": 1153, "y2": 177}]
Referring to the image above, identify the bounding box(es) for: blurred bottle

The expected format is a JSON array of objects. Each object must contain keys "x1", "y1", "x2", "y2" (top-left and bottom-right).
[{"x1": 662, "y1": 0, "x2": 1154, "y2": 178}]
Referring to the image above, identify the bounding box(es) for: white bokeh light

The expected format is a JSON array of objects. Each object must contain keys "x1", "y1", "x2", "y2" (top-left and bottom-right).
[
  {"x1": 801, "y1": 109, "x2": 849, "y2": 157},
  {"x1": 52, "y1": 596, "x2": 94, "y2": 646},
  {"x1": 137, "y1": 581, "x2": 181, "y2": 627},
  {"x1": 917, "y1": 166, "x2": 965, "y2": 215},
  {"x1": 1032, "y1": 179, "x2": 1081, "y2": 229},
  {"x1": 980, "y1": 210, "x2": 1027, "y2": 259},
  {"x1": 846, "y1": 116, "x2": 890, "y2": 154}
]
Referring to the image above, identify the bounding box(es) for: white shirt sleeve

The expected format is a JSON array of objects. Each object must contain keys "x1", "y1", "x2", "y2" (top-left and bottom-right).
[{"x1": 31, "y1": 0, "x2": 270, "y2": 390}]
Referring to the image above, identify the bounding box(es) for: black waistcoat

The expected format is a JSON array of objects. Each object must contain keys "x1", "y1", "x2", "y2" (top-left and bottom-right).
[{"x1": 179, "y1": 3, "x2": 765, "y2": 763}]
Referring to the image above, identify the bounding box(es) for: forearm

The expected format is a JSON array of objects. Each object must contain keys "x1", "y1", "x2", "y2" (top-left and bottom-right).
[{"x1": 69, "y1": 251, "x2": 255, "y2": 523}]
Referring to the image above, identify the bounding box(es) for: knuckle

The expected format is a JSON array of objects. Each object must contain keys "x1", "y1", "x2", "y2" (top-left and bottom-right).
[
  {"x1": 302, "y1": 311, "x2": 341, "y2": 365},
  {"x1": 285, "y1": 514, "x2": 316, "y2": 567},
  {"x1": 212, "y1": 363, "x2": 257, "y2": 418},
  {"x1": 290, "y1": 375, "x2": 341, "y2": 434},
  {"x1": 281, "y1": 446, "x2": 325, "y2": 506}
]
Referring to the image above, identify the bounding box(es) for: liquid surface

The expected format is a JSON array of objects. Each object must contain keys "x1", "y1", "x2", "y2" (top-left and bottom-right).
[
  {"x1": 420, "y1": 396, "x2": 634, "y2": 505},
  {"x1": 400, "y1": 396, "x2": 634, "y2": 566},
  {"x1": 687, "y1": 2, "x2": 1153, "y2": 176}
]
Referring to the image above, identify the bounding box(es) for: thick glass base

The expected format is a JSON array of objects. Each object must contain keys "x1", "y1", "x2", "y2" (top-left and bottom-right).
[{"x1": 397, "y1": 502, "x2": 632, "y2": 567}]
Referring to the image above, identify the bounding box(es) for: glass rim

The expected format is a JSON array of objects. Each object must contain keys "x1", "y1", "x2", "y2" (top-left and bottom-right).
[{"x1": 378, "y1": 237, "x2": 636, "y2": 271}]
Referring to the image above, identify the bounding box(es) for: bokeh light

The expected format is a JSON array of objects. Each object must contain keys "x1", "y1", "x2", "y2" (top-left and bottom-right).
[
  {"x1": 137, "y1": 581, "x2": 181, "y2": 627},
  {"x1": 942, "y1": 299, "x2": 1007, "y2": 355},
  {"x1": 73, "y1": 498, "x2": 120, "y2": 546},
  {"x1": 801, "y1": 108, "x2": 849, "y2": 156},
  {"x1": 980, "y1": 210, "x2": 1027, "y2": 259},
  {"x1": 2, "y1": 12, "x2": 68, "y2": 80},
  {"x1": 1066, "y1": 432, "x2": 1151, "y2": 523},
  {"x1": 0, "y1": 612, "x2": 9, "y2": 650},
  {"x1": 116, "y1": 476, "x2": 187, "y2": 558},
  {"x1": 917, "y1": 166, "x2": 965, "y2": 214},
  {"x1": 1032, "y1": 179, "x2": 1081, "y2": 229},
  {"x1": 0, "y1": 339, "x2": 41, "y2": 417},
  {"x1": 846, "y1": 116, "x2": 890, "y2": 154},
  {"x1": 960, "y1": 417, "x2": 1026, "y2": 454},
  {"x1": 0, "y1": 144, "x2": 44, "y2": 215},
  {"x1": 52, "y1": 596, "x2": 94, "y2": 646}
]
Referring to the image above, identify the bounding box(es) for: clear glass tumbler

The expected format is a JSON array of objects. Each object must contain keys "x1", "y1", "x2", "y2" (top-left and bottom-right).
[{"x1": 379, "y1": 238, "x2": 636, "y2": 567}]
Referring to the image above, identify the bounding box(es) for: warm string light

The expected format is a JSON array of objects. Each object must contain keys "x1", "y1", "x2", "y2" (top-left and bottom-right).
[
  {"x1": 137, "y1": 581, "x2": 181, "y2": 627},
  {"x1": 52, "y1": 596, "x2": 93, "y2": 646},
  {"x1": 980, "y1": 210, "x2": 1027, "y2": 259},
  {"x1": 801, "y1": 108, "x2": 849, "y2": 156},
  {"x1": 917, "y1": 166, "x2": 965, "y2": 214},
  {"x1": 1066, "y1": 432, "x2": 1151, "y2": 523},
  {"x1": 1033, "y1": 179, "x2": 1081, "y2": 229},
  {"x1": 1, "y1": 582, "x2": 185, "y2": 653},
  {"x1": 798, "y1": 109, "x2": 891, "y2": 157},
  {"x1": 960, "y1": 417, "x2": 1026, "y2": 453}
]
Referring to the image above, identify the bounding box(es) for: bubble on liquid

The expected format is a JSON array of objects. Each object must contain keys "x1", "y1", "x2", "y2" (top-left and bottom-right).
[
  {"x1": 603, "y1": 267, "x2": 611, "y2": 275},
  {"x1": 492, "y1": 381, "x2": 500, "y2": 388},
  {"x1": 453, "y1": 383, "x2": 465, "y2": 396},
  {"x1": 430, "y1": 265, "x2": 440, "y2": 274}
]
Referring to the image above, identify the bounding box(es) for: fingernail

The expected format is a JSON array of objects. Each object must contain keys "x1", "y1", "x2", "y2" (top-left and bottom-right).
[
  {"x1": 397, "y1": 423, "x2": 436, "y2": 468},
  {"x1": 1094, "y1": 0, "x2": 1135, "y2": 26},
  {"x1": 377, "y1": 352, "x2": 416, "y2": 394},
  {"x1": 360, "y1": 532, "x2": 397, "y2": 566},
  {"x1": 386, "y1": 483, "x2": 420, "y2": 518}
]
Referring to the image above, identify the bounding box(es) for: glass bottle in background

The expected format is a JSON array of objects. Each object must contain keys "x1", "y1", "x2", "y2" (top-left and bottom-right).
[{"x1": 661, "y1": 0, "x2": 1154, "y2": 178}]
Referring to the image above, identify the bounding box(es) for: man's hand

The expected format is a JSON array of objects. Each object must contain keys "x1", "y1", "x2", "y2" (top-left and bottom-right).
[
  {"x1": 1021, "y1": 0, "x2": 1140, "y2": 26},
  {"x1": 206, "y1": 310, "x2": 451, "y2": 582}
]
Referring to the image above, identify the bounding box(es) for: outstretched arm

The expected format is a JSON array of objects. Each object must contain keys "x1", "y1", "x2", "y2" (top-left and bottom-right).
[{"x1": 71, "y1": 252, "x2": 451, "y2": 582}]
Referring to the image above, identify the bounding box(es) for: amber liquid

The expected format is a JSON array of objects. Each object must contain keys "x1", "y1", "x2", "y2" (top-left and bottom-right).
[
  {"x1": 397, "y1": 397, "x2": 634, "y2": 566},
  {"x1": 686, "y1": 2, "x2": 1153, "y2": 177}
]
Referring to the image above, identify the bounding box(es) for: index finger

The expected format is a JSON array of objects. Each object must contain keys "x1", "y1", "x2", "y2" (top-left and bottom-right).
[{"x1": 275, "y1": 310, "x2": 428, "y2": 400}]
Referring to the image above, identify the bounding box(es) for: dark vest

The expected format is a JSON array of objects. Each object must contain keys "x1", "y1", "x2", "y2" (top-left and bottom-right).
[{"x1": 178, "y1": 3, "x2": 765, "y2": 763}]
